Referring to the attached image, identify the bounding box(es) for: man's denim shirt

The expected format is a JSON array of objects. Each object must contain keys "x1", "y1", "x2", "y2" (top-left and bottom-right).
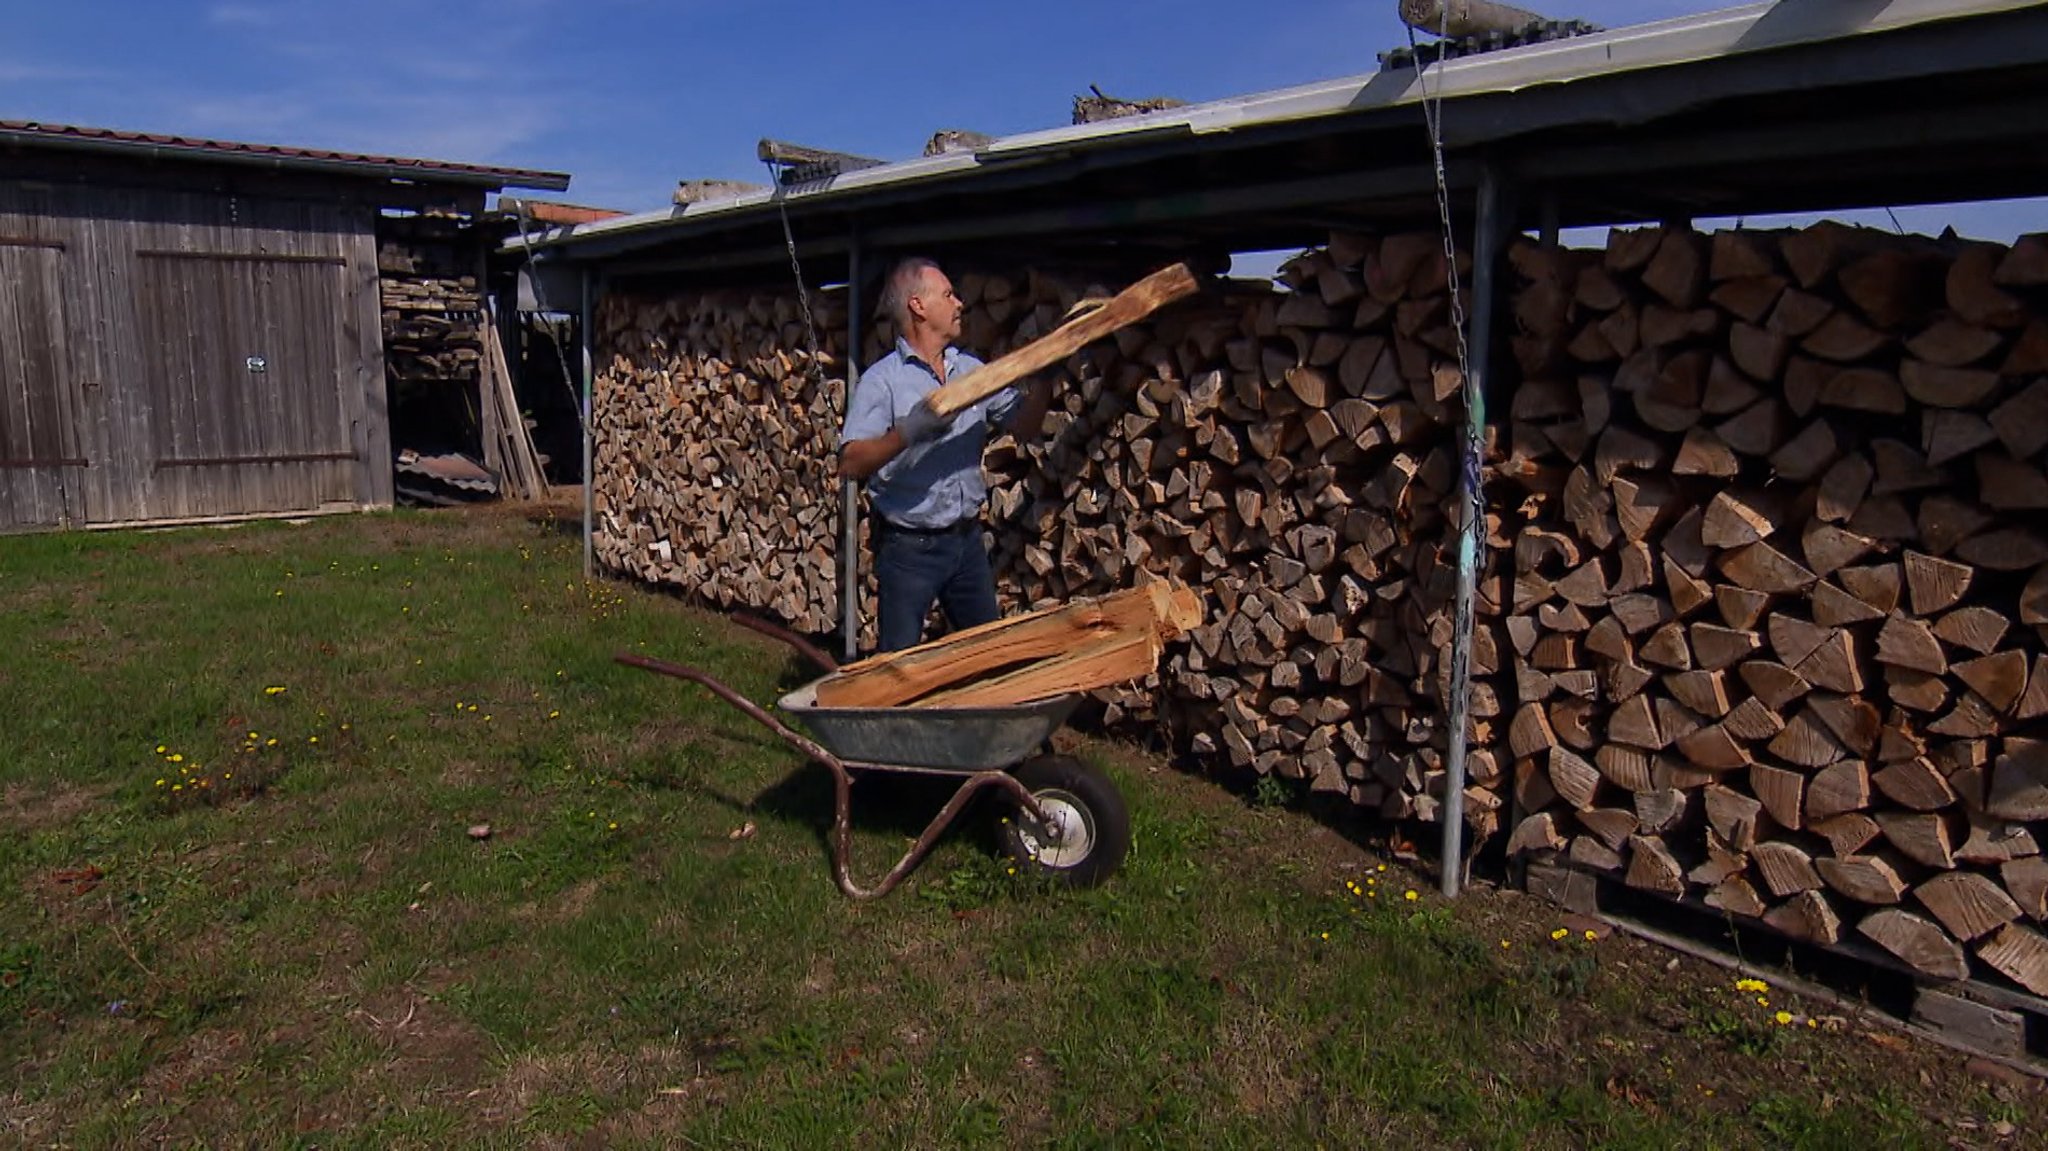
[{"x1": 840, "y1": 337, "x2": 1020, "y2": 529}]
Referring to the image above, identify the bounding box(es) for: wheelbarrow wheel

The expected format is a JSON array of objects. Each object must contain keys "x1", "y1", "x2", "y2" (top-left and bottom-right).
[{"x1": 999, "y1": 755, "x2": 1130, "y2": 887}]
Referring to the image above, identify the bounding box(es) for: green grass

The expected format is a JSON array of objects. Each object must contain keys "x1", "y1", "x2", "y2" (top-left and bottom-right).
[{"x1": 1, "y1": 505, "x2": 2037, "y2": 1148}]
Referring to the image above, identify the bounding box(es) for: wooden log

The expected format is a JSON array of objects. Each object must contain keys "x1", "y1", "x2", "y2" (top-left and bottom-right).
[
  {"x1": 1934, "y1": 608, "x2": 2010, "y2": 658},
  {"x1": 1915, "y1": 872, "x2": 2022, "y2": 941},
  {"x1": 1739, "y1": 661, "x2": 1811, "y2": 711},
  {"x1": 1978, "y1": 924, "x2": 2048, "y2": 996},
  {"x1": 1705, "y1": 785, "x2": 1762, "y2": 852},
  {"x1": 1752, "y1": 841, "x2": 1823, "y2": 897},
  {"x1": 1813, "y1": 813, "x2": 1882, "y2": 857},
  {"x1": 1717, "y1": 543, "x2": 1815, "y2": 595},
  {"x1": 1877, "y1": 614, "x2": 1948, "y2": 676},
  {"x1": 1987, "y1": 740, "x2": 2048, "y2": 821},
  {"x1": 1858, "y1": 908, "x2": 1969, "y2": 980},
  {"x1": 1816, "y1": 855, "x2": 1907, "y2": 906},
  {"x1": 1807, "y1": 761, "x2": 1871, "y2": 822},
  {"x1": 1904, "y1": 552, "x2": 1973, "y2": 616},
  {"x1": 1625, "y1": 834, "x2": 1686, "y2": 896},
  {"x1": 1947, "y1": 242, "x2": 2028, "y2": 329},
  {"x1": 1899, "y1": 360, "x2": 2000, "y2": 408},
  {"x1": 1766, "y1": 890, "x2": 1843, "y2": 945},
  {"x1": 927, "y1": 263, "x2": 1201, "y2": 418},
  {"x1": 1549, "y1": 746, "x2": 1602, "y2": 811},
  {"x1": 1750, "y1": 762, "x2": 1806, "y2": 830},
  {"x1": 818, "y1": 582, "x2": 1204, "y2": 707},
  {"x1": 1707, "y1": 876, "x2": 1767, "y2": 918},
  {"x1": 2003, "y1": 857, "x2": 2048, "y2": 921},
  {"x1": 1507, "y1": 811, "x2": 1568, "y2": 856},
  {"x1": 1872, "y1": 758, "x2": 1959, "y2": 812},
  {"x1": 1769, "y1": 704, "x2": 1851, "y2": 765},
  {"x1": 1597, "y1": 745, "x2": 1657, "y2": 793},
  {"x1": 1878, "y1": 812, "x2": 1957, "y2": 869},
  {"x1": 1814, "y1": 455, "x2": 1873, "y2": 525}
]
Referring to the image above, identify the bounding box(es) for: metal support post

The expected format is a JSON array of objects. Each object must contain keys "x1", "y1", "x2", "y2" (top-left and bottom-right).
[
  {"x1": 1441, "y1": 161, "x2": 1509, "y2": 898},
  {"x1": 580, "y1": 268, "x2": 595, "y2": 580},
  {"x1": 840, "y1": 235, "x2": 864, "y2": 664}
]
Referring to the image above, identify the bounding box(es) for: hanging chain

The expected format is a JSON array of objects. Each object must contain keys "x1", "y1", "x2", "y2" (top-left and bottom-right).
[
  {"x1": 1409, "y1": 19, "x2": 1475, "y2": 435},
  {"x1": 509, "y1": 202, "x2": 590, "y2": 436},
  {"x1": 764, "y1": 161, "x2": 829, "y2": 383}
]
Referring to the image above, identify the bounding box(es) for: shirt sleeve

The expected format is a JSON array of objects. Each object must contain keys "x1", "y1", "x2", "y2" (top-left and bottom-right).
[{"x1": 839, "y1": 364, "x2": 894, "y2": 444}]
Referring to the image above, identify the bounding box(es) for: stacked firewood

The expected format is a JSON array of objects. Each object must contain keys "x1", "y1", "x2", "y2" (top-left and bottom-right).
[
  {"x1": 592, "y1": 234, "x2": 1510, "y2": 835},
  {"x1": 1502, "y1": 222, "x2": 2048, "y2": 995},
  {"x1": 381, "y1": 276, "x2": 484, "y2": 382},
  {"x1": 376, "y1": 216, "x2": 483, "y2": 385}
]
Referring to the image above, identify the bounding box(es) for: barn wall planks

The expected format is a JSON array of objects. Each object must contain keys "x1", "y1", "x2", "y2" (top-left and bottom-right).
[{"x1": 0, "y1": 179, "x2": 388, "y2": 530}]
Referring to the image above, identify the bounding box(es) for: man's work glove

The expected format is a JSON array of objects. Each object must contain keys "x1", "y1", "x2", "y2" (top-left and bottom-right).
[{"x1": 895, "y1": 398, "x2": 953, "y2": 444}]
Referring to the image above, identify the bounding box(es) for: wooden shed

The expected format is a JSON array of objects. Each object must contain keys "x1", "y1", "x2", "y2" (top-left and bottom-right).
[{"x1": 0, "y1": 121, "x2": 568, "y2": 531}]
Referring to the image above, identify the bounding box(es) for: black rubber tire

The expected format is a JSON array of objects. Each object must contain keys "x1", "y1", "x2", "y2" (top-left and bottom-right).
[{"x1": 999, "y1": 754, "x2": 1131, "y2": 888}]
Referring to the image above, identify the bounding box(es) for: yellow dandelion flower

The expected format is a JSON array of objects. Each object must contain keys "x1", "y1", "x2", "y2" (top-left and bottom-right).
[
  {"x1": 1735, "y1": 978, "x2": 1768, "y2": 993},
  {"x1": 1584, "y1": 929, "x2": 1598, "y2": 942},
  {"x1": 1756, "y1": 997, "x2": 1769, "y2": 1008},
  {"x1": 1775, "y1": 1011, "x2": 1793, "y2": 1025},
  {"x1": 1551, "y1": 928, "x2": 1570, "y2": 941},
  {"x1": 1376, "y1": 864, "x2": 1387, "y2": 873},
  {"x1": 1500, "y1": 940, "x2": 1511, "y2": 949},
  {"x1": 155, "y1": 779, "x2": 165, "y2": 787},
  {"x1": 223, "y1": 772, "x2": 231, "y2": 780},
  {"x1": 308, "y1": 736, "x2": 319, "y2": 744},
  {"x1": 608, "y1": 822, "x2": 618, "y2": 830},
  {"x1": 1807, "y1": 1019, "x2": 1818, "y2": 1029},
  {"x1": 266, "y1": 738, "x2": 278, "y2": 747},
  {"x1": 155, "y1": 744, "x2": 167, "y2": 754},
  {"x1": 172, "y1": 785, "x2": 182, "y2": 792},
  {"x1": 169, "y1": 754, "x2": 184, "y2": 763},
  {"x1": 1007, "y1": 867, "x2": 1016, "y2": 875},
  {"x1": 1404, "y1": 890, "x2": 1419, "y2": 902},
  {"x1": 340, "y1": 723, "x2": 350, "y2": 732},
  {"x1": 548, "y1": 710, "x2": 560, "y2": 720},
  {"x1": 247, "y1": 731, "x2": 259, "y2": 739}
]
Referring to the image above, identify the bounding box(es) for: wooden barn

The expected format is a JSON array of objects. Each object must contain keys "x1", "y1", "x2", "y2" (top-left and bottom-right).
[{"x1": 0, "y1": 120, "x2": 568, "y2": 531}]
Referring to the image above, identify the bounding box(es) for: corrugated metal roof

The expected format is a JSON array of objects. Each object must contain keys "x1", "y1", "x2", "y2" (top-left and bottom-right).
[
  {"x1": 0, "y1": 119, "x2": 571, "y2": 192},
  {"x1": 518, "y1": 0, "x2": 2042, "y2": 258}
]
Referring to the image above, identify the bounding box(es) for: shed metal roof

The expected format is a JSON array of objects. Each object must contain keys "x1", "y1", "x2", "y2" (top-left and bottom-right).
[
  {"x1": 0, "y1": 119, "x2": 571, "y2": 192},
  {"x1": 517, "y1": 0, "x2": 2048, "y2": 282}
]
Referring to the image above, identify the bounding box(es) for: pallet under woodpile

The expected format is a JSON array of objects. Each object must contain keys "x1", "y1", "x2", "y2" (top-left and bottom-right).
[{"x1": 591, "y1": 219, "x2": 2048, "y2": 1018}]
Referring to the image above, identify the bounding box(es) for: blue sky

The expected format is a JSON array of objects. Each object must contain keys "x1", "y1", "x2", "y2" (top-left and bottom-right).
[{"x1": 2, "y1": 1, "x2": 2041, "y2": 239}]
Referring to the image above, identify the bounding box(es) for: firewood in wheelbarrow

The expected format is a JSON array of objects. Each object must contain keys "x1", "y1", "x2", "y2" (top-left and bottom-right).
[{"x1": 813, "y1": 581, "x2": 1206, "y2": 709}]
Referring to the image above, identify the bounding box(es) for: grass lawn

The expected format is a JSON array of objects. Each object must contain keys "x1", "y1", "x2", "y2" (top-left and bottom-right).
[{"x1": 3, "y1": 503, "x2": 2042, "y2": 1149}]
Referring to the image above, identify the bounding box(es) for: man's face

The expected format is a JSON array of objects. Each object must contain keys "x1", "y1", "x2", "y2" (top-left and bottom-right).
[{"x1": 913, "y1": 268, "x2": 965, "y2": 341}]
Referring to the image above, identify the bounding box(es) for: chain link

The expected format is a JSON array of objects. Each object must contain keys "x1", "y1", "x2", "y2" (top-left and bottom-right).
[
  {"x1": 764, "y1": 162, "x2": 830, "y2": 383},
  {"x1": 509, "y1": 202, "x2": 591, "y2": 437}
]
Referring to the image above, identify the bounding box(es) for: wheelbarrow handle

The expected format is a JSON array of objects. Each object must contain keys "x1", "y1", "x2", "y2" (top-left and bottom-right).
[
  {"x1": 612, "y1": 651, "x2": 1043, "y2": 902},
  {"x1": 728, "y1": 613, "x2": 840, "y2": 673},
  {"x1": 614, "y1": 652, "x2": 843, "y2": 767}
]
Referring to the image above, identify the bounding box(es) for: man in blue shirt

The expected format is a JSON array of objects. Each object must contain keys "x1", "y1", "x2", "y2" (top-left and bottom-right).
[{"x1": 840, "y1": 257, "x2": 1053, "y2": 652}]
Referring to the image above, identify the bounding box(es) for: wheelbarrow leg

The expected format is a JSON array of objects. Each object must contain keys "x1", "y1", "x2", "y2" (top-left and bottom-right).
[
  {"x1": 615, "y1": 653, "x2": 1046, "y2": 901},
  {"x1": 826, "y1": 767, "x2": 1042, "y2": 901}
]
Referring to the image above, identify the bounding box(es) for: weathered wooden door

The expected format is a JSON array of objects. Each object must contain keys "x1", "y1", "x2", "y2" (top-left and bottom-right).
[
  {"x1": 0, "y1": 239, "x2": 86, "y2": 531},
  {"x1": 134, "y1": 252, "x2": 357, "y2": 519}
]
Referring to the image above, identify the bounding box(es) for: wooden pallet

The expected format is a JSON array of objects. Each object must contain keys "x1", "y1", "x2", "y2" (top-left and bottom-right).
[{"x1": 1525, "y1": 858, "x2": 2048, "y2": 1074}]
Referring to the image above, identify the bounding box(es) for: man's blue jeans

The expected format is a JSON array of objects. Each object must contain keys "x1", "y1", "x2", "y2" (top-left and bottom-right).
[{"x1": 875, "y1": 522, "x2": 999, "y2": 652}]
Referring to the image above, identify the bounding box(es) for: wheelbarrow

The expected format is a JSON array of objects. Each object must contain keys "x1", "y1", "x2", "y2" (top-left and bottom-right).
[{"x1": 615, "y1": 616, "x2": 1131, "y2": 901}]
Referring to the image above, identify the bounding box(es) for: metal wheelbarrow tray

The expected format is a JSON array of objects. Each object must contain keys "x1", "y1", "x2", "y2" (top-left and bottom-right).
[{"x1": 617, "y1": 618, "x2": 1131, "y2": 900}]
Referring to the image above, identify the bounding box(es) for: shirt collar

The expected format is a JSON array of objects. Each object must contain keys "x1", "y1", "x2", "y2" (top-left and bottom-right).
[{"x1": 895, "y1": 335, "x2": 957, "y2": 372}]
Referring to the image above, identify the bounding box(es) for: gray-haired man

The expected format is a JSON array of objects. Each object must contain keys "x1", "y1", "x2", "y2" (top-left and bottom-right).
[{"x1": 840, "y1": 257, "x2": 1053, "y2": 651}]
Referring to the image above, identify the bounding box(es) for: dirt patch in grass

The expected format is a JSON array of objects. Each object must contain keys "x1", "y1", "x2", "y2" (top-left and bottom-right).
[{"x1": 0, "y1": 782, "x2": 113, "y2": 833}]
